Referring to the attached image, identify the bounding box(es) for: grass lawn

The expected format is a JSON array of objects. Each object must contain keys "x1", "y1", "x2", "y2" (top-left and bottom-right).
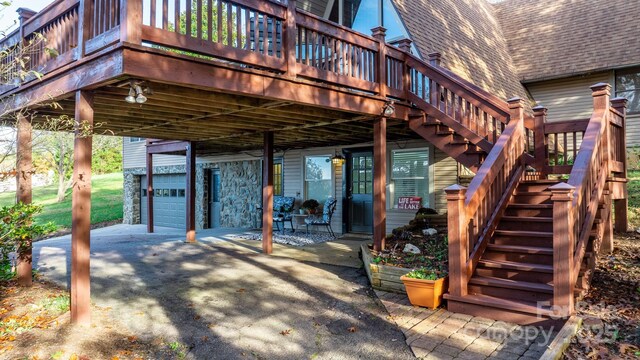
[
  {"x1": 627, "y1": 170, "x2": 640, "y2": 230},
  {"x1": 0, "y1": 172, "x2": 123, "y2": 229}
]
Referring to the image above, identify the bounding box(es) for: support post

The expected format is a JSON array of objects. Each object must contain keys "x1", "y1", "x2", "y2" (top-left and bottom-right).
[
  {"x1": 15, "y1": 113, "x2": 33, "y2": 287},
  {"x1": 262, "y1": 132, "x2": 274, "y2": 254},
  {"x1": 284, "y1": 0, "x2": 297, "y2": 77},
  {"x1": 145, "y1": 151, "x2": 154, "y2": 233},
  {"x1": 372, "y1": 27, "x2": 387, "y2": 98},
  {"x1": 77, "y1": 0, "x2": 93, "y2": 58},
  {"x1": 601, "y1": 188, "x2": 614, "y2": 253},
  {"x1": 611, "y1": 97, "x2": 628, "y2": 232},
  {"x1": 185, "y1": 141, "x2": 196, "y2": 243},
  {"x1": 120, "y1": 0, "x2": 142, "y2": 44},
  {"x1": 71, "y1": 90, "x2": 94, "y2": 325},
  {"x1": 549, "y1": 183, "x2": 575, "y2": 318},
  {"x1": 532, "y1": 105, "x2": 548, "y2": 174},
  {"x1": 373, "y1": 117, "x2": 387, "y2": 252},
  {"x1": 445, "y1": 185, "x2": 468, "y2": 297}
]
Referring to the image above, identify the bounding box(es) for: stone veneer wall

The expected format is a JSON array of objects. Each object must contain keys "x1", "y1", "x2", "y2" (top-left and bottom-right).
[
  {"x1": 218, "y1": 160, "x2": 261, "y2": 228},
  {"x1": 123, "y1": 161, "x2": 260, "y2": 229},
  {"x1": 123, "y1": 164, "x2": 206, "y2": 230}
]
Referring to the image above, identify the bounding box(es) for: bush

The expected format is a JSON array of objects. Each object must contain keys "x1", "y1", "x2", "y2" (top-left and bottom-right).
[
  {"x1": 301, "y1": 199, "x2": 320, "y2": 210},
  {"x1": 0, "y1": 203, "x2": 56, "y2": 275},
  {"x1": 405, "y1": 267, "x2": 447, "y2": 280}
]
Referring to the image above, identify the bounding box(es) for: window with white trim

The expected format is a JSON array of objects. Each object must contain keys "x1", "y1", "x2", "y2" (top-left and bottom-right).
[
  {"x1": 615, "y1": 68, "x2": 640, "y2": 114},
  {"x1": 129, "y1": 137, "x2": 144, "y2": 143},
  {"x1": 390, "y1": 148, "x2": 429, "y2": 209},
  {"x1": 304, "y1": 155, "x2": 332, "y2": 201}
]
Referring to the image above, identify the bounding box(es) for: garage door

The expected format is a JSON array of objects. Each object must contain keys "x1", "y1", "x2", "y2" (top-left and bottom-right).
[{"x1": 140, "y1": 174, "x2": 186, "y2": 229}]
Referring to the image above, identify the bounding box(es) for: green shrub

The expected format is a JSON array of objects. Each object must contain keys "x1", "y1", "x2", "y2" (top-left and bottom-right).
[{"x1": 405, "y1": 267, "x2": 447, "y2": 281}]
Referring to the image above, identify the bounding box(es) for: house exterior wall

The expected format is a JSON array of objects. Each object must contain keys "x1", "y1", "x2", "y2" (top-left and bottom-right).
[
  {"x1": 122, "y1": 138, "x2": 460, "y2": 234},
  {"x1": 525, "y1": 72, "x2": 640, "y2": 149}
]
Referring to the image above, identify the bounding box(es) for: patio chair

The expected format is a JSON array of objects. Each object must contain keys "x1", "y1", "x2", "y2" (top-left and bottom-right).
[
  {"x1": 273, "y1": 196, "x2": 295, "y2": 233},
  {"x1": 305, "y1": 198, "x2": 338, "y2": 237}
]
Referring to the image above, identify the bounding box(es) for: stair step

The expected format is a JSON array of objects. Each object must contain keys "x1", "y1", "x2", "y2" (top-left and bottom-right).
[
  {"x1": 508, "y1": 203, "x2": 553, "y2": 209},
  {"x1": 478, "y1": 259, "x2": 553, "y2": 273},
  {"x1": 444, "y1": 294, "x2": 557, "y2": 319},
  {"x1": 423, "y1": 119, "x2": 442, "y2": 126},
  {"x1": 501, "y1": 216, "x2": 552, "y2": 223},
  {"x1": 450, "y1": 138, "x2": 469, "y2": 145},
  {"x1": 486, "y1": 244, "x2": 553, "y2": 255},
  {"x1": 469, "y1": 276, "x2": 553, "y2": 294},
  {"x1": 494, "y1": 230, "x2": 553, "y2": 238},
  {"x1": 514, "y1": 191, "x2": 553, "y2": 196},
  {"x1": 437, "y1": 129, "x2": 455, "y2": 136},
  {"x1": 519, "y1": 180, "x2": 561, "y2": 184}
]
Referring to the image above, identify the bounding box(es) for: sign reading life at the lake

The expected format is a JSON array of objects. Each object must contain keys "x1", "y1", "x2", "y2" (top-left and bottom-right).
[{"x1": 397, "y1": 196, "x2": 422, "y2": 210}]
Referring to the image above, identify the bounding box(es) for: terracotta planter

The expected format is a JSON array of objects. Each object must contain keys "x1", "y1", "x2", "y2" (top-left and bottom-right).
[{"x1": 400, "y1": 275, "x2": 448, "y2": 309}]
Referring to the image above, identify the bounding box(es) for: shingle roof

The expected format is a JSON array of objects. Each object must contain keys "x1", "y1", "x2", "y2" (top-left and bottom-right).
[
  {"x1": 392, "y1": 0, "x2": 529, "y2": 103},
  {"x1": 493, "y1": 0, "x2": 640, "y2": 83}
]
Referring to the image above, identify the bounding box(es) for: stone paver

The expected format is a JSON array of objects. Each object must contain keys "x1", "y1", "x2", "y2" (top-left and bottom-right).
[{"x1": 375, "y1": 290, "x2": 566, "y2": 359}]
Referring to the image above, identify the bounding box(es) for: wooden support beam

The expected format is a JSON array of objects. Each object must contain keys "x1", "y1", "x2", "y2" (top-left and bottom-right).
[
  {"x1": 611, "y1": 97, "x2": 628, "y2": 232},
  {"x1": 262, "y1": 132, "x2": 274, "y2": 254},
  {"x1": 373, "y1": 117, "x2": 387, "y2": 252},
  {"x1": 185, "y1": 141, "x2": 196, "y2": 243},
  {"x1": 145, "y1": 145, "x2": 154, "y2": 233},
  {"x1": 15, "y1": 113, "x2": 33, "y2": 287},
  {"x1": 71, "y1": 90, "x2": 94, "y2": 325}
]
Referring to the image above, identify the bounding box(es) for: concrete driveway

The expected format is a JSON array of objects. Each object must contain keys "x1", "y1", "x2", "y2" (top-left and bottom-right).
[{"x1": 33, "y1": 225, "x2": 415, "y2": 359}]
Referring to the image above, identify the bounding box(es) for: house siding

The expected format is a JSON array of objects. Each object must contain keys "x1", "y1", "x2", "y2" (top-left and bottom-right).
[
  {"x1": 123, "y1": 138, "x2": 458, "y2": 234},
  {"x1": 526, "y1": 72, "x2": 640, "y2": 147}
]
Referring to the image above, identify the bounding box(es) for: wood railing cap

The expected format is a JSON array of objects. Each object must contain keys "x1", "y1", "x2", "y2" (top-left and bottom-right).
[
  {"x1": 549, "y1": 182, "x2": 575, "y2": 201},
  {"x1": 532, "y1": 104, "x2": 547, "y2": 114},
  {"x1": 445, "y1": 184, "x2": 467, "y2": 199},
  {"x1": 507, "y1": 97, "x2": 524, "y2": 108},
  {"x1": 17, "y1": 7, "x2": 37, "y2": 21},
  {"x1": 371, "y1": 26, "x2": 387, "y2": 38},
  {"x1": 590, "y1": 82, "x2": 611, "y2": 94},
  {"x1": 611, "y1": 97, "x2": 628, "y2": 106}
]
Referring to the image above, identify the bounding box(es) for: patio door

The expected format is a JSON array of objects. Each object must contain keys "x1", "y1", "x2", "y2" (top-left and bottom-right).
[
  {"x1": 347, "y1": 150, "x2": 373, "y2": 234},
  {"x1": 209, "y1": 169, "x2": 221, "y2": 228}
]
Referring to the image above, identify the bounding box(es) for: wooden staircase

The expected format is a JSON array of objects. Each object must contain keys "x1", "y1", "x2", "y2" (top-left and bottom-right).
[{"x1": 438, "y1": 83, "x2": 628, "y2": 327}]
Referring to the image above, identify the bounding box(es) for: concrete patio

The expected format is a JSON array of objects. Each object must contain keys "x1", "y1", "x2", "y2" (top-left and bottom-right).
[{"x1": 32, "y1": 225, "x2": 411, "y2": 359}]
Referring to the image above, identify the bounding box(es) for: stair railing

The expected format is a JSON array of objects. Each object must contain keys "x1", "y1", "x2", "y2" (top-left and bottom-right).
[
  {"x1": 445, "y1": 97, "x2": 527, "y2": 297},
  {"x1": 549, "y1": 83, "x2": 626, "y2": 318}
]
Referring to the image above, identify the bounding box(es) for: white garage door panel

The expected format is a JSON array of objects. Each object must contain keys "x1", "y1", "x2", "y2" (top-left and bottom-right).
[{"x1": 140, "y1": 174, "x2": 186, "y2": 229}]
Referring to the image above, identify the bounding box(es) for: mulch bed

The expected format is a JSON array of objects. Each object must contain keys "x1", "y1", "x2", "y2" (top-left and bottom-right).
[
  {"x1": 369, "y1": 225, "x2": 448, "y2": 272},
  {"x1": 564, "y1": 233, "x2": 640, "y2": 359}
]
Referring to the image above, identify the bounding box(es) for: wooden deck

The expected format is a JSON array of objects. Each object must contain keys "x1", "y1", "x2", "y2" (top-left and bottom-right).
[{"x1": 2, "y1": 0, "x2": 629, "y2": 327}]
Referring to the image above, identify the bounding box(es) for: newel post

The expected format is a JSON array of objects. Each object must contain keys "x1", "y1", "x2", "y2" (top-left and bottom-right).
[
  {"x1": 120, "y1": 0, "x2": 142, "y2": 45},
  {"x1": 611, "y1": 97, "x2": 628, "y2": 232},
  {"x1": 284, "y1": 0, "x2": 298, "y2": 77},
  {"x1": 549, "y1": 183, "x2": 575, "y2": 318},
  {"x1": 445, "y1": 185, "x2": 468, "y2": 297},
  {"x1": 372, "y1": 27, "x2": 387, "y2": 98},
  {"x1": 532, "y1": 105, "x2": 548, "y2": 173},
  {"x1": 397, "y1": 38, "x2": 412, "y2": 100},
  {"x1": 428, "y1": 52, "x2": 442, "y2": 67}
]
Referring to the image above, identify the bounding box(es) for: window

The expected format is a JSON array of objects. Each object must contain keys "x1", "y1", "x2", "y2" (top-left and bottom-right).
[
  {"x1": 304, "y1": 155, "x2": 332, "y2": 201},
  {"x1": 274, "y1": 159, "x2": 284, "y2": 196},
  {"x1": 615, "y1": 68, "x2": 640, "y2": 114},
  {"x1": 391, "y1": 149, "x2": 429, "y2": 209},
  {"x1": 129, "y1": 137, "x2": 144, "y2": 142}
]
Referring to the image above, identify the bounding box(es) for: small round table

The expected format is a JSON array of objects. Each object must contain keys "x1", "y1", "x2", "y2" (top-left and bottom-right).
[{"x1": 291, "y1": 214, "x2": 309, "y2": 232}]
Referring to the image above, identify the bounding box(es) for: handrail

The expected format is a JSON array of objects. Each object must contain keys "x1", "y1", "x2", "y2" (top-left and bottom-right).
[{"x1": 463, "y1": 98, "x2": 526, "y2": 277}]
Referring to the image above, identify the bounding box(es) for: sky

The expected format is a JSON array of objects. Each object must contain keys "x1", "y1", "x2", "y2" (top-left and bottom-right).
[{"x1": 0, "y1": 0, "x2": 51, "y2": 34}]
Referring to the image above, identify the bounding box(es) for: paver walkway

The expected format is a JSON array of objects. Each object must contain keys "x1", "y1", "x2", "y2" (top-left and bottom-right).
[{"x1": 375, "y1": 291, "x2": 559, "y2": 360}]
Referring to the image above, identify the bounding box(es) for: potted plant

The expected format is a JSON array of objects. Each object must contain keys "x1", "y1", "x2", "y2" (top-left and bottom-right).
[
  {"x1": 301, "y1": 199, "x2": 320, "y2": 214},
  {"x1": 400, "y1": 268, "x2": 448, "y2": 309}
]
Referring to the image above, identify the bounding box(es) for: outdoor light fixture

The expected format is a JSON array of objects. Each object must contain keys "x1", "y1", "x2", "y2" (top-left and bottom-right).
[
  {"x1": 125, "y1": 87, "x2": 136, "y2": 104},
  {"x1": 383, "y1": 101, "x2": 396, "y2": 117},
  {"x1": 331, "y1": 153, "x2": 346, "y2": 166},
  {"x1": 124, "y1": 82, "x2": 149, "y2": 104}
]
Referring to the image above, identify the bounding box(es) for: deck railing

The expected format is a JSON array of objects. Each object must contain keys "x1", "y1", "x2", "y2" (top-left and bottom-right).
[
  {"x1": 0, "y1": 0, "x2": 518, "y2": 136},
  {"x1": 445, "y1": 98, "x2": 527, "y2": 298}
]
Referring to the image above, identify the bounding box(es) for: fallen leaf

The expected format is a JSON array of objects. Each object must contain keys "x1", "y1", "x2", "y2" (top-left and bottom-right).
[
  {"x1": 347, "y1": 326, "x2": 357, "y2": 333},
  {"x1": 127, "y1": 335, "x2": 138, "y2": 342},
  {"x1": 280, "y1": 329, "x2": 292, "y2": 336},
  {"x1": 236, "y1": 288, "x2": 246, "y2": 293}
]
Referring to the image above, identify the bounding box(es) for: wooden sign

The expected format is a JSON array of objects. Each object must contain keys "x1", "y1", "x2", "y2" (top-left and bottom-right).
[{"x1": 397, "y1": 196, "x2": 422, "y2": 210}]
